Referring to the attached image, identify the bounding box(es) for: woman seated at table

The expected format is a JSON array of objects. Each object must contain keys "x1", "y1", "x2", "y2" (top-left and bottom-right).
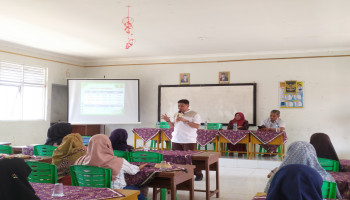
[
  {"x1": 109, "y1": 128, "x2": 134, "y2": 152},
  {"x1": 45, "y1": 122, "x2": 72, "y2": 146},
  {"x1": 227, "y1": 112, "x2": 249, "y2": 157},
  {"x1": 0, "y1": 158, "x2": 40, "y2": 200},
  {"x1": 265, "y1": 141, "x2": 342, "y2": 199},
  {"x1": 75, "y1": 134, "x2": 147, "y2": 200},
  {"x1": 266, "y1": 164, "x2": 323, "y2": 200},
  {"x1": 52, "y1": 133, "x2": 87, "y2": 184},
  {"x1": 310, "y1": 132, "x2": 339, "y2": 161}
]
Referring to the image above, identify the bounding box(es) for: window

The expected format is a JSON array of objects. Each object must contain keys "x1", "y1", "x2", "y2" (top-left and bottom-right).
[{"x1": 0, "y1": 62, "x2": 46, "y2": 120}]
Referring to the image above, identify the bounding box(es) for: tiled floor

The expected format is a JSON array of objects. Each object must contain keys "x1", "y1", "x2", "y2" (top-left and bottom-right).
[{"x1": 148, "y1": 156, "x2": 281, "y2": 200}]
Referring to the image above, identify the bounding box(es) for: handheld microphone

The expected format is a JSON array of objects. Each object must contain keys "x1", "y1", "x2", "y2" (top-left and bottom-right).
[{"x1": 177, "y1": 110, "x2": 182, "y2": 117}]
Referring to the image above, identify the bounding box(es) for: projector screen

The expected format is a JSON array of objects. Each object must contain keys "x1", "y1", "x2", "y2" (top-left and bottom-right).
[{"x1": 68, "y1": 79, "x2": 140, "y2": 124}]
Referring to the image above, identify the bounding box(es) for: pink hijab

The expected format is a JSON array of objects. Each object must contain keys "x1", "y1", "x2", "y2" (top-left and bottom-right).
[{"x1": 74, "y1": 134, "x2": 124, "y2": 181}]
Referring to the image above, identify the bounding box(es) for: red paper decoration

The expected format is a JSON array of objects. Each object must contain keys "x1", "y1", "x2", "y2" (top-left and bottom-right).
[{"x1": 122, "y1": 6, "x2": 135, "y2": 49}]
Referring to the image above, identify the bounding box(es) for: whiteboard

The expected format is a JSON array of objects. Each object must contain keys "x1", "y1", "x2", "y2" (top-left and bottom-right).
[{"x1": 158, "y1": 84, "x2": 256, "y2": 125}]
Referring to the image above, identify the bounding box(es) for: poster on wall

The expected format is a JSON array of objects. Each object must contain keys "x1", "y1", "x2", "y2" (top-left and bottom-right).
[{"x1": 279, "y1": 81, "x2": 304, "y2": 108}]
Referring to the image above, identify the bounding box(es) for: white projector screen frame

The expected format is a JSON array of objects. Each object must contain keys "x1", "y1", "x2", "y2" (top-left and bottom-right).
[
  {"x1": 158, "y1": 83, "x2": 256, "y2": 126},
  {"x1": 68, "y1": 79, "x2": 140, "y2": 125}
]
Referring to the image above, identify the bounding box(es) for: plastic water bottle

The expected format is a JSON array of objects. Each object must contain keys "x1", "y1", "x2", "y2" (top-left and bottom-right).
[
  {"x1": 276, "y1": 123, "x2": 280, "y2": 132},
  {"x1": 204, "y1": 121, "x2": 208, "y2": 130},
  {"x1": 233, "y1": 122, "x2": 238, "y2": 131},
  {"x1": 156, "y1": 122, "x2": 160, "y2": 129}
]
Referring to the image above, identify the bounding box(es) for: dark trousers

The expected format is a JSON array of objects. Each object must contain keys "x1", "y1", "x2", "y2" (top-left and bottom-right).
[{"x1": 172, "y1": 142, "x2": 203, "y2": 176}]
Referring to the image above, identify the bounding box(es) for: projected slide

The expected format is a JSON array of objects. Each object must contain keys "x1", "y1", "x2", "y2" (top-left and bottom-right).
[
  {"x1": 68, "y1": 79, "x2": 139, "y2": 124},
  {"x1": 81, "y1": 82, "x2": 125, "y2": 115}
]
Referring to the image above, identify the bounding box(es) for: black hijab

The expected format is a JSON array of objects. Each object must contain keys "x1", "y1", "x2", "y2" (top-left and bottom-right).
[
  {"x1": 45, "y1": 122, "x2": 72, "y2": 146},
  {"x1": 310, "y1": 132, "x2": 339, "y2": 161},
  {"x1": 266, "y1": 164, "x2": 323, "y2": 200},
  {"x1": 0, "y1": 158, "x2": 40, "y2": 200},
  {"x1": 109, "y1": 128, "x2": 134, "y2": 152}
]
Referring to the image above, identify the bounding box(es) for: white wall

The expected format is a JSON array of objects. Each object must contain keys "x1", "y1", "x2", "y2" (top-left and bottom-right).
[
  {"x1": 0, "y1": 49, "x2": 85, "y2": 146},
  {"x1": 84, "y1": 55, "x2": 350, "y2": 159}
]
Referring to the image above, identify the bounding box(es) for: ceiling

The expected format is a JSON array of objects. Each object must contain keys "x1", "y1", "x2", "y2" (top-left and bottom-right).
[{"x1": 1, "y1": 0, "x2": 350, "y2": 62}]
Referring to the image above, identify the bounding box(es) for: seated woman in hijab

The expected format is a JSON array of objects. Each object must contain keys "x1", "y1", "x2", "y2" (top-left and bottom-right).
[
  {"x1": 0, "y1": 158, "x2": 40, "y2": 200},
  {"x1": 109, "y1": 128, "x2": 134, "y2": 152},
  {"x1": 52, "y1": 133, "x2": 87, "y2": 185},
  {"x1": 227, "y1": 112, "x2": 249, "y2": 157},
  {"x1": 266, "y1": 164, "x2": 323, "y2": 200},
  {"x1": 310, "y1": 132, "x2": 339, "y2": 161},
  {"x1": 45, "y1": 122, "x2": 72, "y2": 146},
  {"x1": 75, "y1": 134, "x2": 147, "y2": 200},
  {"x1": 264, "y1": 141, "x2": 342, "y2": 199}
]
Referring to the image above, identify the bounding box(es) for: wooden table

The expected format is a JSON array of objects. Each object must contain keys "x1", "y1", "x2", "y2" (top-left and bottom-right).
[
  {"x1": 147, "y1": 164, "x2": 195, "y2": 200},
  {"x1": 27, "y1": 156, "x2": 52, "y2": 164},
  {"x1": 134, "y1": 133, "x2": 161, "y2": 150},
  {"x1": 31, "y1": 182, "x2": 139, "y2": 200},
  {"x1": 191, "y1": 152, "x2": 220, "y2": 200},
  {"x1": 252, "y1": 192, "x2": 267, "y2": 200},
  {"x1": 114, "y1": 189, "x2": 140, "y2": 200},
  {"x1": 218, "y1": 133, "x2": 250, "y2": 157},
  {"x1": 160, "y1": 131, "x2": 172, "y2": 150},
  {"x1": 250, "y1": 134, "x2": 285, "y2": 161},
  {"x1": 12, "y1": 145, "x2": 27, "y2": 154}
]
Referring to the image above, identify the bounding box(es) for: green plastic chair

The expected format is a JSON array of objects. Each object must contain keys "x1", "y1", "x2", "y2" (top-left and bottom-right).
[
  {"x1": 129, "y1": 151, "x2": 163, "y2": 163},
  {"x1": 207, "y1": 123, "x2": 223, "y2": 130},
  {"x1": 321, "y1": 181, "x2": 337, "y2": 199},
  {"x1": 158, "y1": 122, "x2": 170, "y2": 129},
  {"x1": 33, "y1": 145, "x2": 57, "y2": 157},
  {"x1": 113, "y1": 150, "x2": 130, "y2": 161},
  {"x1": 0, "y1": 145, "x2": 12, "y2": 154},
  {"x1": 70, "y1": 165, "x2": 112, "y2": 188},
  {"x1": 82, "y1": 136, "x2": 91, "y2": 146},
  {"x1": 197, "y1": 123, "x2": 221, "y2": 151},
  {"x1": 26, "y1": 161, "x2": 57, "y2": 184},
  {"x1": 318, "y1": 158, "x2": 340, "y2": 172}
]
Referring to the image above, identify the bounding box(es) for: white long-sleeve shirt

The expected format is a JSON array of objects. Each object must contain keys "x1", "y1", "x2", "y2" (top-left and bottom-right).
[{"x1": 112, "y1": 159, "x2": 140, "y2": 189}]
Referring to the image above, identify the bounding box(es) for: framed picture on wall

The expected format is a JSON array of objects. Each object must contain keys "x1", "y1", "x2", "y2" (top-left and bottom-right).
[
  {"x1": 179, "y1": 73, "x2": 190, "y2": 85},
  {"x1": 218, "y1": 71, "x2": 230, "y2": 84}
]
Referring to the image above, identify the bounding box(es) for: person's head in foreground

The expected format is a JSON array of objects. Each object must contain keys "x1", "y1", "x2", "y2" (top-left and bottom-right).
[
  {"x1": 0, "y1": 158, "x2": 40, "y2": 200},
  {"x1": 310, "y1": 132, "x2": 339, "y2": 161},
  {"x1": 266, "y1": 164, "x2": 323, "y2": 200},
  {"x1": 109, "y1": 128, "x2": 134, "y2": 152},
  {"x1": 75, "y1": 134, "x2": 124, "y2": 181},
  {"x1": 264, "y1": 141, "x2": 341, "y2": 199}
]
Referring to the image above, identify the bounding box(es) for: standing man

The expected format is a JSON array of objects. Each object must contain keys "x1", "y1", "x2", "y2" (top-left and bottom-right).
[
  {"x1": 258, "y1": 110, "x2": 286, "y2": 156},
  {"x1": 161, "y1": 99, "x2": 203, "y2": 180}
]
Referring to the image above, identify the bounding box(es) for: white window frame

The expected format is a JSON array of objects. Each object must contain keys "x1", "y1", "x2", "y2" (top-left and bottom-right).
[{"x1": 0, "y1": 61, "x2": 47, "y2": 121}]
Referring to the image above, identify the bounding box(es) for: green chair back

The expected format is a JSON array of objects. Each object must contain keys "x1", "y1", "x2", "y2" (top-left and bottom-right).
[
  {"x1": 321, "y1": 181, "x2": 337, "y2": 199},
  {"x1": 156, "y1": 122, "x2": 170, "y2": 129},
  {"x1": 82, "y1": 136, "x2": 91, "y2": 146},
  {"x1": 129, "y1": 151, "x2": 163, "y2": 163},
  {"x1": 318, "y1": 158, "x2": 340, "y2": 172},
  {"x1": 113, "y1": 150, "x2": 130, "y2": 161},
  {"x1": 26, "y1": 161, "x2": 57, "y2": 184},
  {"x1": 33, "y1": 145, "x2": 57, "y2": 157},
  {"x1": 0, "y1": 145, "x2": 12, "y2": 154},
  {"x1": 70, "y1": 165, "x2": 111, "y2": 188},
  {"x1": 207, "y1": 123, "x2": 223, "y2": 130}
]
